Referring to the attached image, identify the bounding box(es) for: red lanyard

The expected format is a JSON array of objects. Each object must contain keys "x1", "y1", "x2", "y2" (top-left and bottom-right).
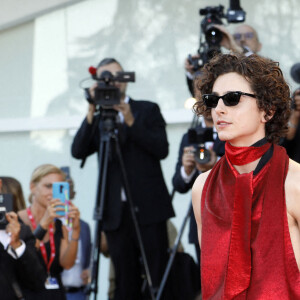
[{"x1": 27, "y1": 207, "x2": 56, "y2": 273}]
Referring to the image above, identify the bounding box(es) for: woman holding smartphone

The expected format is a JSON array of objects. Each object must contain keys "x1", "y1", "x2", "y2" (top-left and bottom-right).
[{"x1": 18, "y1": 164, "x2": 81, "y2": 300}]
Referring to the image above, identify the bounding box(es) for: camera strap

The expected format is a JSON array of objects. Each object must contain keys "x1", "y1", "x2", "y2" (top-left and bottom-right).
[{"x1": 27, "y1": 207, "x2": 56, "y2": 274}]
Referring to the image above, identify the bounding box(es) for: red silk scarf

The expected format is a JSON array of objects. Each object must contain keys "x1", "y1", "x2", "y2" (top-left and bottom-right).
[
  {"x1": 201, "y1": 144, "x2": 300, "y2": 299},
  {"x1": 225, "y1": 141, "x2": 271, "y2": 166}
]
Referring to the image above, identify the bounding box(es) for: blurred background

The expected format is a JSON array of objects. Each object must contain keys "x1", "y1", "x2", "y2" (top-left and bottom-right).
[{"x1": 0, "y1": 0, "x2": 299, "y2": 298}]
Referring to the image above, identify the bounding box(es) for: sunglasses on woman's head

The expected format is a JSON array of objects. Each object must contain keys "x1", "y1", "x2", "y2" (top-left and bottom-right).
[{"x1": 202, "y1": 91, "x2": 256, "y2": 108}]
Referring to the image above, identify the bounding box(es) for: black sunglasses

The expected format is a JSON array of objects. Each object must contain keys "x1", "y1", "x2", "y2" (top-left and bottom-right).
[{"x1": 202, "y1": 91, "x2": 256, "y2": 108}]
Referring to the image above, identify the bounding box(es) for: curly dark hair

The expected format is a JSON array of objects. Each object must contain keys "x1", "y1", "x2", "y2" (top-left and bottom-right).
[{"x1": 193, "y1": 53, "x2": 291, "y2": 144}]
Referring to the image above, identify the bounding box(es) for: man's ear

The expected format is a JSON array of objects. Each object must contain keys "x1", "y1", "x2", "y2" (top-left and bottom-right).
[
  {"x1": 262, "y1": 108, "x2": 275, "y2": 123},
  {"x1": 262, "y1": 106, "x2": 276, "y2": 123}
]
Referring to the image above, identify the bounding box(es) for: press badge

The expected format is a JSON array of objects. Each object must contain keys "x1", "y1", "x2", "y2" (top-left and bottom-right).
[{"x1": 45, "y1": 276, "x2": 59, "y2": 289}]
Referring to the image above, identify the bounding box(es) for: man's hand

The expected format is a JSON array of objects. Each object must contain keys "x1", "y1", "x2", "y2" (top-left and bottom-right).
[
  {"x1": 81, "y1": 269, "x2": 90, "y2": 285},
  {"x1": 113, "y1": 102, "x2": 135, "y2": 127},
  {"x1": 213, "y1": 25, "x2": 243, "y2": 54},
  {"x1": 195, "y1": 148, "x2": 217, "y2": 173},
  {"x1": 6, "y1": 212, "x2": 22, "y2": 250},
  {"x1": 182, "y1": 146, "x2": 196, "y2": 175},
  {"x1": 184, "y1": 54, "x2": 200, "y2": 75}
]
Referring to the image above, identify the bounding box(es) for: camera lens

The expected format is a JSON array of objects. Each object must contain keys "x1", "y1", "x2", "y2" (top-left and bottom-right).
[{"x1": 205, "y1": 26, "x2": 223, "y2": 46}]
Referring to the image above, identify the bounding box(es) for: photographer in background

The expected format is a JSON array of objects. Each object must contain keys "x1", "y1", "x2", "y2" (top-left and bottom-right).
[
  {"x1": 61, "y1": 171, "x2": 91, "y2": 300},
  {"x1": 72, "y1": 58, "x2": 174, "y2": 299},
  {"x1": 216, "y1": 23, "x2": 262, "y2": 55},
  {"x1": 282, "y1": 87, "x2": 300, "y2": 163},
  {"x1": 185, "y1": 24, "x2": 262, "y2": 95},
  {"x1": 172, "y1": 111, "x2": 224, "y2": 263},
  {"x1": 0, "y1": 179, "x2": 46, "y2": 299}
]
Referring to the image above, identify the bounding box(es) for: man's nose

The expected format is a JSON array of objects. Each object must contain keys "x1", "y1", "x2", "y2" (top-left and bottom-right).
[{"x1": 214, "y1": 99, "x2": 226, "y2": 114}]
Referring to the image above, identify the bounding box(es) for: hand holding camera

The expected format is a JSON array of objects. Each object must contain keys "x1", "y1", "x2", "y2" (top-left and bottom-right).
[
  {"x1": 182, "y1": 146, "x2": 197, "y2": 175},
  {"x1": 113, "y1": 101, "x2": 135, "y2": 127},
  {"x1": 182, "y1": 145, "x2": 218, "y2": 175},
  {"x1": 6, "y1": 212, "x2": 22, "y2": 250}
]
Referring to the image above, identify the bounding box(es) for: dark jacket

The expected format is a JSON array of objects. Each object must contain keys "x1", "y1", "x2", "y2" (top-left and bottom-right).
[
  {"x1": 0, "y1": 224, "x2": 46, "y2": 300},
  {"x1": 72, "y1": 98, "x2": 174, "y2": 231}
]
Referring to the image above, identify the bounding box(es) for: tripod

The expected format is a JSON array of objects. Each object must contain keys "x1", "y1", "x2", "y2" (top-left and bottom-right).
[
  {"x1": 156, "y1": 114, "x2": 203, "y2": 299},
  {"x1": 85, "y1": 109, "x2": 156, "y2": 300},
  {"x1": 156, "y1": 192, "x2": 194, "y2": 300}
]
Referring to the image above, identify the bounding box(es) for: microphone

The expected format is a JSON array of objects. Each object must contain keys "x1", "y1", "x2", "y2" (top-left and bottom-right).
[{"x1": 88, "y1": 66, "x2": 97, "y2": 80}]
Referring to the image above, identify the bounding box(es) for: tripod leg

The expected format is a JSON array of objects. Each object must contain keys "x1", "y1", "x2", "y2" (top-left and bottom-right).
[
  {"x1": 114, "y1": 137, "x2": 156, "y2": 300},
  {"x1": 156, "y1": 202, "x2": 193, "y2": 300},
  {"x1": 88, "y1": 136, "x2": 111, "y2": 299}
]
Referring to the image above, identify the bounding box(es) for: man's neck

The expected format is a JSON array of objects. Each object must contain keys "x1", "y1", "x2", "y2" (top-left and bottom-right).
[{"x1": 233, "y1": 158, "x2": 260, "y2": 174}]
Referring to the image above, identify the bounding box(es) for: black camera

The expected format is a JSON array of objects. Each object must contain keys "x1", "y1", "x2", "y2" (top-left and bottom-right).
[
  {"x1": 0, "y1": 194, "x2": 13, "y2": 230},
  {"x1": 188, "y1": 127, "x2": 214, "y2": 164},
  {"x1": 189, "y1": 0, "x2": 246, "y2": 71},
  {"x1": 86, "y1": 67, "x2": 135, "y2": 109}
]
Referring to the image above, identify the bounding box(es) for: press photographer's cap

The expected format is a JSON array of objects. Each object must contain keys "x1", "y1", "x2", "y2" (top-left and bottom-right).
[{"x1": 290, "y1": 63, "x2": 300, "y2": 84}]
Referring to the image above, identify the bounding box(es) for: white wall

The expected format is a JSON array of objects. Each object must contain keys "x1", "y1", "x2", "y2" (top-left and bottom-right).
[{"x1": 1, "y1": 0, "x2": 300, "y2": 298}]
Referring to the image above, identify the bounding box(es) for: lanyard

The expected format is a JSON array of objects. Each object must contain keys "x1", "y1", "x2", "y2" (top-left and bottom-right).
[{"x1": 27, "y1": 207, "x2": 56, "y2": 274}]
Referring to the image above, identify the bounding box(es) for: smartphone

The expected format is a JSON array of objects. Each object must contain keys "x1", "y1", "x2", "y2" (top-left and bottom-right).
[
  {"x1": 52, "y1": 182, "x2": 69, "y2": 216},
  {"x1": 0, "y1": 193, "x2": 13, "y2": 229}
]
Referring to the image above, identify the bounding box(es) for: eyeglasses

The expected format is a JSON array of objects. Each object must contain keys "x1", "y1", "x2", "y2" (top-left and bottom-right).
[
  {"x1": 202, "y1": 91, "x2": 256, "y2": 108},
  {"x1": 233, "y1": 32, "x2": 255, "y2": 41}
]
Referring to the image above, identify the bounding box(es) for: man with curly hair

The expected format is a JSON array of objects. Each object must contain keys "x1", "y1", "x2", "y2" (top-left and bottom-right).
[{"x1": 192, "y1": 53, "x2": 300, "y2": 299}]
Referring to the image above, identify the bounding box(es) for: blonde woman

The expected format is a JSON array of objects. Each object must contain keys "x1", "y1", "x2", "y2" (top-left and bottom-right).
[{"x1": 18, "y1": 164, "x2": 80, "y2": 300}]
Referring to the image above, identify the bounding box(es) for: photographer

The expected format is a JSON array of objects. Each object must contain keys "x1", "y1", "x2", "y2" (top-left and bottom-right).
[
  {"x1": 71, "y1": 58, "x2": 174, "y2": 299},
  {"x1": 185, "y1": 24, "x2": 262, "y2": 95},
  {"x1": 216, "y1": 23, "x2": 262, "y2": 55},
  {"x1": 172, "y1": 112, "x2": 224, "y2": 266},
  {"x1": 282, "y1": 88, "x2": 300, "y2": 163},
  {"x1": 0, "y1": 180, "x2": 46, "y2": 299},
  {"x1": 18, "y1": 164, "x2": 81, "y2": 300}
]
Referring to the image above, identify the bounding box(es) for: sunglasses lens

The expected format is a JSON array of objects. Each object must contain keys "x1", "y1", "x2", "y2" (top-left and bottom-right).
[
  {"x1": 203, "y1": 95, "x2": 219, "y2": 108},
  {"x1": 223, "y1": 92, "x2": 241, "y2": 106}
]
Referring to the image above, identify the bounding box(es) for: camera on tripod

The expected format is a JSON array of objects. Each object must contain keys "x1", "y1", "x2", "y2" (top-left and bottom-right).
[
  {"x1": 188, "y1": 127, "x2": 214, "y2": 164},
  {"x1": 188, "y1": 0, "x2": 246, "y2": 72},
  {"x1": 87, "y1": 66, "x2": 135, "y2": 109}
]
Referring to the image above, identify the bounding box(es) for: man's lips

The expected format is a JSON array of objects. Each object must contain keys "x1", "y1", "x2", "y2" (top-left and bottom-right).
[{"x1": 217, "y1": 120, "x2": 231, "y2": 126}]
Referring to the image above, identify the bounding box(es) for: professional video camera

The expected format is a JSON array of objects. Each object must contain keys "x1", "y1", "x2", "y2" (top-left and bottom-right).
[
  {"x1": 188, "y1": 0, "x2": 246, "y2": 72},
  {"x1": 188, "y1": 127, "x2": 214, "y2": 164},
  {"x1": 86, "y1": 66, "x2": 135, "y2": 109}
]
